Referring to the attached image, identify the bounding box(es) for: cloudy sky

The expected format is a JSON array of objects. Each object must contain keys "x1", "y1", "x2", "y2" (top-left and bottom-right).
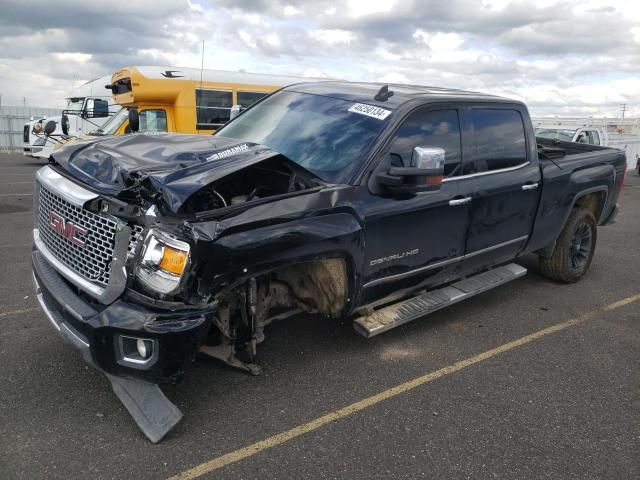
[{"x1": 1, "y1": 0, "x2": 639, "y2": 117}]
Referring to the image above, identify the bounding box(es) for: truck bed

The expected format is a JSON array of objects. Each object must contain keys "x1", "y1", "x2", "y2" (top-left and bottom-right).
[{"x1": 536, "y1": 136, "x2": 621, "y2": 158}]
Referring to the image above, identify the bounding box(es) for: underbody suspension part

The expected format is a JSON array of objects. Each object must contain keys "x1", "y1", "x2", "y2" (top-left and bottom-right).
[{"x1": 199, "y1": 277, "x2": 262, "y2": 376}]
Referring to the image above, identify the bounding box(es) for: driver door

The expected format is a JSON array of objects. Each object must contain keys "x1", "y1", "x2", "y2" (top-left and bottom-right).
[{"x1": 361, "y1": 107, "x2": 474, "y2": 304}]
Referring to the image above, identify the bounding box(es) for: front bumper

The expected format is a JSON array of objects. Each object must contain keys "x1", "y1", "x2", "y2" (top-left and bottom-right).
[
  {"x1": 23, "y1": 146, "x2": 43, "y2": 156},
  {"x1": 32, "y1": 248, "x2": 216, "y2": 384}
]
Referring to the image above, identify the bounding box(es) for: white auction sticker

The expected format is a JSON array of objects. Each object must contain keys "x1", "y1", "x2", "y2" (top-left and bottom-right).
[{"x1": 348, "y1": 103, "x2": 392, "y2": 120}]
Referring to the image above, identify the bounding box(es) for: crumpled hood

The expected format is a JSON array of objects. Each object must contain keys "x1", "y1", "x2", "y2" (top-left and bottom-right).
[{"x1": 51, "y1": 133, "x2": 299, "y2": 213}]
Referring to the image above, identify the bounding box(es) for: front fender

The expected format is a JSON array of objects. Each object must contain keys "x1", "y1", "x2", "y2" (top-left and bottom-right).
[{"x1": 193, "y1": 210, "x2": 364, "y2": 297}]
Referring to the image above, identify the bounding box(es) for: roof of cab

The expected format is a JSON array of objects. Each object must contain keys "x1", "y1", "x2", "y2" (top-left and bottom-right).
[{"x1": 284, "y1": 81, "x2": 520, "y2": 109}]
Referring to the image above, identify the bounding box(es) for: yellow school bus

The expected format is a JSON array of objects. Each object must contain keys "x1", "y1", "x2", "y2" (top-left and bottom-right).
[{"x1": 103, "y1": 66, "x2": 323, "y2": 135}]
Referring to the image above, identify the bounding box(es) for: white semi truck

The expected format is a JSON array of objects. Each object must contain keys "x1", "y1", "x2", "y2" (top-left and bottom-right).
[{"x1": 23, "y1": 75, "x2": 117, "y2": 159}]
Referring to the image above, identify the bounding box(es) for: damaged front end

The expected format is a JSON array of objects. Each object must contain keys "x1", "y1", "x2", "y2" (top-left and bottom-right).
[
  {"x1": 33, "y1": 134, "x2": 353, "y2": 442},
  {"x1": 31, "y1": 164, "x2": 216, "y2": 442}
]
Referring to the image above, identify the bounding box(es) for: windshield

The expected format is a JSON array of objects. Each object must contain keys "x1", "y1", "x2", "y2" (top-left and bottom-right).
[
  {"x1": 66, "y1": 97, "x2": 85, "y2": 112},
  {"x1": 216, "y1": 91, "x2": 391, "y2": 183},
  {"x1": 535, "y1": 128, "x2": 576, "y2": 142},
  {"x1": 92, "y1": 108, "x2": 127, "y2": 135}
]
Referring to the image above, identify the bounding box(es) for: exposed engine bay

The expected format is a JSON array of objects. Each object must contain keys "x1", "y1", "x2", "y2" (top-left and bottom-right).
[
  {"x1": 49, "y1": 133, "x2": 324, "y2": 215},
  {"x1": 180, "y1": 156, "x2": 319, "y2": 214}
]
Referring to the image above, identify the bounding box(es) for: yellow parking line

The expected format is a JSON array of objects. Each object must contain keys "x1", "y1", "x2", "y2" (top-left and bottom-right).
[
  {"x1": 603, "y1": 293, "x2": 640, "y2": 311},
  {"x1": 167, "y1": 293, "x2": 640, "y2": 480}
]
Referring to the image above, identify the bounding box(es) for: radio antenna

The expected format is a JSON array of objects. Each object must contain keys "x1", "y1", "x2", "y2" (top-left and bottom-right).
[{"x1": 198, "y1": 40, "x2": 205, "y2": 134}]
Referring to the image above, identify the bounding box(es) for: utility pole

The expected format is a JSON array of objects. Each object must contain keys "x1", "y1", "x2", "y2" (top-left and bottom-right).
[
  {"x1": 620, "y1": 104, "x2": 627, "y2": 119},
  {"x1": 23, "y1": 97, "x2": 27, "y2": 107}
]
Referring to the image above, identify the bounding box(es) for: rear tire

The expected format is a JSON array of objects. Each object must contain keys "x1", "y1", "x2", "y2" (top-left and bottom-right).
[{"x1": 539, "y1": 207, "x2": 597, "y2": 283}]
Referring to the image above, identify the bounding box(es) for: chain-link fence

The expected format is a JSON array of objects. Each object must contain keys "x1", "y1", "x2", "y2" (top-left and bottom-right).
[{"x1": 0, "y1": 106, "x2": 61, "y2": 153}]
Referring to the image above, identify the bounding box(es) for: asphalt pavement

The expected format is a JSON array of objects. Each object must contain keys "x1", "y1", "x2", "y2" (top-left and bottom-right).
[{"x1": 0, "y1": 152, "x2": 638, "y2": 479}]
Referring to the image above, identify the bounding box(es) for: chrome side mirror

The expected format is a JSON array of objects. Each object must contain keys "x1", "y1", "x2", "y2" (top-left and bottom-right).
[
  {"x1": 411, "y1": 146, "x2": 445, "y2": 173},
  {"x1": 376, "y1": 146, "x2": 446, "y2": 195}
]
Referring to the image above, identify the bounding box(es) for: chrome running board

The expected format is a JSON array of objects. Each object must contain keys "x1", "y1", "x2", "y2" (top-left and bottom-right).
[{"x1": 354, "y1": 263, "x2": 527, "y2": 338}]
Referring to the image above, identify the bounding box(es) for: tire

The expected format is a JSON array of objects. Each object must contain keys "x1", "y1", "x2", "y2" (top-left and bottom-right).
[{"x1": 539, "y1": 207, "x2": 597, "y2": 283}]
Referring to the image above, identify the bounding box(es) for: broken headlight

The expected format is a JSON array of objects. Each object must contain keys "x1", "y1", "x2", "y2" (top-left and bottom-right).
[{"x1": 135, "y1": 229, "x2": 191, "y2": 295}]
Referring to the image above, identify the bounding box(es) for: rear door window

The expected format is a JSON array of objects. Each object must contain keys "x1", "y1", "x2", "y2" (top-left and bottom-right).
[
  {"x1": 388, "y1": 109, "x2": 463, "y2": 177},
  {"x1": 469, "y1": 109, "x2": 527, "y2": 172},
  {"x1": 196, "y1": 89, "x2": 233, "y2": 130},
  {"x1": 237, "y1": 91, "x2": 268, "y2": 109},
  {"x1": 587, "y1": 130, "x2": 600, "y2": 145}
]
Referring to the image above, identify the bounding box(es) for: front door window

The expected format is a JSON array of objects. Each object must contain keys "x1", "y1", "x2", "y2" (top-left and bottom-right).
[{"x1": 139, "y1": 110, "x2": 168, "y2": 132}]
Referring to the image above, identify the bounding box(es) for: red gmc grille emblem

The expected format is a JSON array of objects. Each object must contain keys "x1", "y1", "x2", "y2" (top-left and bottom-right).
[{"x1": 47, "y1": 211, "x2": 88, "y2": 247}]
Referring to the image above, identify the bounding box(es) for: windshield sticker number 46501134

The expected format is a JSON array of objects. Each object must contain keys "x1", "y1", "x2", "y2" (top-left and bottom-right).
[{"x1": 348, "y1": 103, "x2": 392, "y2": 120}]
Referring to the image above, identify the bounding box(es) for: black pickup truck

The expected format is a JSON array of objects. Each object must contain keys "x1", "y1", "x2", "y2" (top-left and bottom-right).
[{"x1": 32, "y1": 82, "x2": 626, "y2": 442}]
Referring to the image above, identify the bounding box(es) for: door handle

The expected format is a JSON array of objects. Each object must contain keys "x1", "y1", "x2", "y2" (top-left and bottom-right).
[
  {"x1": 522, "y1": 182, "x2": 539, "y2": 191},
  {"x1": 449, "y1": 196, "x2": 472, "y2": 206}
]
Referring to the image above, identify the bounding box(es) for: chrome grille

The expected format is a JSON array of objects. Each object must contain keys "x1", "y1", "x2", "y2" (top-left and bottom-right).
[{"x1": 37, "y1": 184, "x2": 117, "y2": 287}]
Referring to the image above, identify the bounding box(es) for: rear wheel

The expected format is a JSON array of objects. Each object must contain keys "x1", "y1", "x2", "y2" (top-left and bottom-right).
[{"x1": 539, "y1": 207, "x2": 597, "y2": 283}]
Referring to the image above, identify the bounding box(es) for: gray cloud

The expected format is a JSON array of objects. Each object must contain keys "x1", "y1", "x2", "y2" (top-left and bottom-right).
[
  {"x1": 323, "y1": 0, "x2": 565, "y2": 43},
  {"x1": 216, "y1": 0, "x2": 637, "y2": 57},
  {"x1": 0, "y1": 0, "x2": 638, "y2": 117},
  {"x1": 498, "y1": 10, "x2": 636, "y2": 56},
  {"x1": 0, "y1": 1, "x2": 191, "y2": 33},
  {"x1": 0, "y1": 0, "x2": 200, "y2": 68},
  {"x1": 0, "y1": 0, "x2": 201, "y2": 104}
]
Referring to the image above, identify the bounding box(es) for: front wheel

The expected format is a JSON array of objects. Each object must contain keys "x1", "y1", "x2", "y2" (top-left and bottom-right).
[{"x1": 539, "y1": 207, "x2": 597, "y2": 283}]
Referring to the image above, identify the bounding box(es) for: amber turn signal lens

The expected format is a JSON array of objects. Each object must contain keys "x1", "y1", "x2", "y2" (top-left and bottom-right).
[{"x1": 159, "y1": 246, "x2": 188, "y2": 275}]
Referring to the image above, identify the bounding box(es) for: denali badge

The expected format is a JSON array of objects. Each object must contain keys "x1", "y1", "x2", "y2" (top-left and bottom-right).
[
  {"x1": 370, "y1": 249, "x2": 419, "y2": 266},
  {"x1": 48, "y1": 211, "x2": 87, "y2": 247}
]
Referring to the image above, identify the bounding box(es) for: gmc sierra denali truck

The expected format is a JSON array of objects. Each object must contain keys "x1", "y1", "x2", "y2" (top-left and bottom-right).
[{"x1": 31, "y1": 82, "x2": 626, "y2": 442}]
